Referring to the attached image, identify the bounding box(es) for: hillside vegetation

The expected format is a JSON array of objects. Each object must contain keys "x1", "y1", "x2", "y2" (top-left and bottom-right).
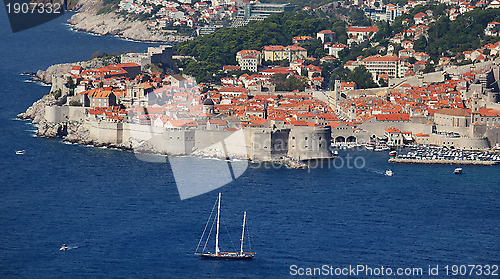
[
  {"x1": 175, "y1": 12, "x2": 347, "y2": 82},
  {"x1": 422, "y1": 9, "x2": 500, "y2": 59},
  {"x1": 260, "y1": 0, "x2": 338, "y2": 9},
  {"x1": 391, "y1": 6, "x2": 500, "y2": 60},
  {"x1": 95, "y1": 0, "x2": 122, "y2": 14}
]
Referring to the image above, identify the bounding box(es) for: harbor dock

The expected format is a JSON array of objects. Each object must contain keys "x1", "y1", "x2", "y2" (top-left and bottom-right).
[{"x1": 389, "y1": 158, "x2": 498, "y2": 165}]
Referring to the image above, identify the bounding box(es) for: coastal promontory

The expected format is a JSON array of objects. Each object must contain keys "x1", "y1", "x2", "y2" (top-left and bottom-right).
[{"x1": 66, "y1": 0, "x2": 189, "y2": 43}]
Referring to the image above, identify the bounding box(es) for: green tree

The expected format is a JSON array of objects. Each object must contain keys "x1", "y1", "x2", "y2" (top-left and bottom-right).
[
  {"x1": 69, "y1": 100, "x2": 83, "y2": 106},
  {"x1": 64, "y1": 77, "x2": 77, "y2": 96},
  {"x1": 51, "y1": 89, "x2": 62, "y2": 99},
  {"x1": 413, "y1": 36, "x2": 428, "y2": 52},
  {"x1": 373, "y1": 21, "x2": 392, "y2": 42},
  {"x1": 347, "y1": 66, "x2": 378, "y2": 89},
  {"x1": 333, "y1": 66, "x2": 378, "y2": 89},
  {"x1": 91, "y1": 51, "x2": 102, "y2": 59},
  {"x1": 407, "y1": 57, "x2": 417, "y2": 64},
  {"x1": 141, "y1": 74, "x2": 151, "y2": 83},
  {"x1": 423, "y1": 63, "x2": 435, "y2": 74},
  {"x1": 270, "y1": 74, "x2": 308, "y2": 92},
  {"x1": 300, "y1": 39, "x2": 325, "y2": 59},
  {"x1": 378, "y1": 78, "x2": 388, "y2": 87}
]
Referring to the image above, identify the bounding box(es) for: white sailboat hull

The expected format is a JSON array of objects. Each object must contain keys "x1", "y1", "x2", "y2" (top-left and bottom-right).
[{"x1": 196, "y1": 252, "x2": 255, "y2": 260}]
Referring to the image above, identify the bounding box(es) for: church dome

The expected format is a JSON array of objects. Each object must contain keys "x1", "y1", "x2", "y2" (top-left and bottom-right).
[{"x1": 203, "y1": 98, "x2": 215, "y2": 105}]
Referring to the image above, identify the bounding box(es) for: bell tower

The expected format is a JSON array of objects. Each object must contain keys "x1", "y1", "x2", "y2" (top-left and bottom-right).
[{"x1": 203, "y1": 98, "x2": 215, "y2": 115}]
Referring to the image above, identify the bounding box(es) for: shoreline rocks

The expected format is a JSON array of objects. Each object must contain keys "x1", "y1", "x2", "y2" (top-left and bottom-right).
[
  {"x1": 17, "y1": 94, "x2": 56, "y2": 124},
  {"x1": 17, "y1": 98, "x2": 306, "y2": 168},
  {"x1": 68, "y1": 12, "x2": 191, "y2": 43},
  {"x1": 35, "y1": 58, "x2": 119, "y2": 85}
]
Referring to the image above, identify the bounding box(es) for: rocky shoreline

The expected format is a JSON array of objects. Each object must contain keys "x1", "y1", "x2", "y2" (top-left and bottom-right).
[
  {"x1": 67, "y1": 12, "x2": 191, "y2": 43},
  {"x1": 17, "y1": 95, "x2": 311, "y2": 168},
  {"x1": 21, "y1": 57, "x2": 120, "y2": 92},
  {"x1": 17, "y1": 93, "x2": 133, "y2": 150}
]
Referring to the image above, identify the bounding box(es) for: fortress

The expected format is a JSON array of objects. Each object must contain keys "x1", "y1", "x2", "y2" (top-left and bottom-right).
[{"x1": 43, "y1": 105, "x2": 334, "y2": 161}]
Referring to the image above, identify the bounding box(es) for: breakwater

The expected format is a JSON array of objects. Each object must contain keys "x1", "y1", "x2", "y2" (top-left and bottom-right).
[{"x1": 389, "y1": 158, "x2": 498, "y2": 166}]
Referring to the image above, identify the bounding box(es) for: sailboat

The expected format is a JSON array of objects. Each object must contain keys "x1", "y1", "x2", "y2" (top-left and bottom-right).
[{"x1": 195, "y1": 193, "x2": 255, "y2": 260}]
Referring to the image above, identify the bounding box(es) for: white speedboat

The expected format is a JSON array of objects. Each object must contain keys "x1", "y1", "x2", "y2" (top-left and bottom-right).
[
  {"x1": 385, "y1": 169, "x2": 393, "y2": 176},
  {"x1": 60, "y1": 244, "x2": 69, "y2": 251},
  {"x1": 16, "y1": 150, "x2": 25, "y2": 155},
  {"x1": 454, "y1": 168, "x2": 462, "y2": 174}
]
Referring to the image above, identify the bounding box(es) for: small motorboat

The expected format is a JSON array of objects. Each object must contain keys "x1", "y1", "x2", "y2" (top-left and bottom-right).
[
  {"x1": 60, "y1": 244, "x2": 69, "y2": 251},
  {"x1": 389, "y1": 151, "x2": 397, "y2": 157},
  {"x1": 454, "y1": 168, "x2": 462, "y2": 174},
  {"x1": 385, "y1": 169, "x2": 393, "y2": 176},
  {"x1": 16, "y1": 150, "x2": 25, "y2": 155}
]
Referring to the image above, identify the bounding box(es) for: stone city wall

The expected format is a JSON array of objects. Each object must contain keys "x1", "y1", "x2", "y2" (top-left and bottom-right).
[
  {"x1": 359, "y1": 122, "x2": 433, "y2": 137},
  {"x1": 428, "y1": 134, "x2": 490, "y2": 150},
  {"x1": 45, "y1": 106, "x2": 86, "y2": 123},
  {"x1": 485, "y1": 127, "x2": 500, "y2": 147}
]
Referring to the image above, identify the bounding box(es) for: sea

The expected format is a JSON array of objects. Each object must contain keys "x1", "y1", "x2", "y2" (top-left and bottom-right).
[{"x1": 0, "y1": 9, "x2": 499, "y2": 279}]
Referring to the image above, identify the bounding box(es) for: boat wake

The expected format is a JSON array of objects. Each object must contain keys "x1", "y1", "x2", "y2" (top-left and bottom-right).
[
  {"x1": 201, "y1": 157, "x2": 246, "y2": 162},
  {"x1": 365, "y1": 168, "x2": 385, "y2": 175},
  {"x1": 60, "y1": 245, "x2": 79, "y2": 251},
  {"x1": 63, "y1": 141, "x2": 77, "y2": 145}
]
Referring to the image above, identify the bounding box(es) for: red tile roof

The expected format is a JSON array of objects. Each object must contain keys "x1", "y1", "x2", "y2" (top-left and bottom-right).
[
  {"x1": 375, "y1": 113, "x2": 410, "y2": 121},
  {"x1": 347, "y1": 26, "x2": 379, "y2": 33}
]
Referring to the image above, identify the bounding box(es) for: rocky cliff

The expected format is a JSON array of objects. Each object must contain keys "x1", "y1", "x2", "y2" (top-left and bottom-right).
[
  {"x1": 33, "y1": 57, "x2": 118, "y2": 86},
  {"x1": 65, "y1": 0, "x2": 190, "y2": 43},
  {"x1": 18, "y1": 95, "x2": 134, "y2": 150},
  {"x1": 17, "y1": 94, "x2": 55, "y2": 124},
  {"x1": 68, "y1": 12, "x2": 189, "y2": 43},
  {"x1": 17, "y1": 93, "x2": 71, "y2": 138}
]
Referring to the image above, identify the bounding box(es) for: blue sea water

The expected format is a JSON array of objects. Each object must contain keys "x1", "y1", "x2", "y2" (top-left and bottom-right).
[{"x1": 1, "y1": 10, "x2": 499, "y2": 279}]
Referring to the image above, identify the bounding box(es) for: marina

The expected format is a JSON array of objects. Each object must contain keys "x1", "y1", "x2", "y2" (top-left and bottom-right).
[
  {"x1": 389, "y1": 158, "x2": 498, "y2": 165},
  {"x1": 388, "y1": 146, "x2": 500, "y2": 165}
]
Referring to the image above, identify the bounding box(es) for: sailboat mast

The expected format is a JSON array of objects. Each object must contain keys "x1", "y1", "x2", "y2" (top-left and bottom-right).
[
  {"x1": 240, "y1": 211, "x2": 246, "y2": 256},
  {"x1": 215, "y1": 193, "x2": 221, "y2": 255}
]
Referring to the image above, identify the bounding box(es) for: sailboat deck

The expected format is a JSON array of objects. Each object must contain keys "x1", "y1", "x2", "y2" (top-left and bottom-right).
[{"x1": 196, "y1": 252, "x2": 255, "y2": 260}]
